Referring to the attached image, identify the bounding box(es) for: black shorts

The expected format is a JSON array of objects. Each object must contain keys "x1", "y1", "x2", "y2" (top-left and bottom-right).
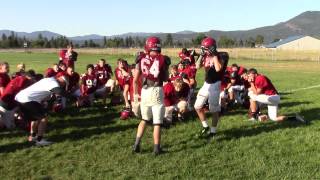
[{"x1": 19, "y1": 101, "x2": 47, "y2": 121}]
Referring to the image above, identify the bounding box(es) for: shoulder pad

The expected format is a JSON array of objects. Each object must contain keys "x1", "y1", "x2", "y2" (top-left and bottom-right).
[
  {"x1": 163, "y1": 55, "x2": 171, "y2": 66},
  {"x1": 135, "y1": 51, "x2": 145, "y2": 63}
]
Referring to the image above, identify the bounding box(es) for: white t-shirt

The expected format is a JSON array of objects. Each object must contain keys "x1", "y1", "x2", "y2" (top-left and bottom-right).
[{"x1": 15, "y1": 77, "x2": 60, "y2": 103}]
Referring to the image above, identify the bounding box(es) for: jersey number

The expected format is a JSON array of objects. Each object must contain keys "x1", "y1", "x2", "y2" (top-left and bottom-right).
[{"x1": 141, "y1": 58, "x2": 160, "y2": 78}]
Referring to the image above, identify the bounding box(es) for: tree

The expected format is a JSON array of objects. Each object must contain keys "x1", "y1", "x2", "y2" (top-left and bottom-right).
[
  {"x1": 103, "y1": 36, "x2": 107, "y2": 48},
  {"x1": 218, "y1": 36, "x2": 235, "y2": 48},
  {"x1": 255, "y1": 35, "x2": 264, "y2": 46},
  {"x1": 192, "y1": 33, "x2": 206, "y2": 46},
  {"x1": 164, "y1": 33, "x2": 173, "y2": 47}
]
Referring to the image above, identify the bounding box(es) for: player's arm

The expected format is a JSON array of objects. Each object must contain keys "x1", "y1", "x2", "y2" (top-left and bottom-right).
[
  {"x1": 213, "y1": 55, "x2": 222, "y2": 72},
  {"x1": 0, "y1": 87, "x2": 4, "y2": 96},
  {"x1": 163, "y1": 56, "x2": 171, "y2": 82}
]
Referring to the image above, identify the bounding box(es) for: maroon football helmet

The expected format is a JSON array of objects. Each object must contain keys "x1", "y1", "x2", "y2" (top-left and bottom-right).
[
  {"x1": 120, "y1": 109, "x2": 131, "y2": 120},
  {"x1": 144, "y1": 37, "x2": 161, "y2": 53},
  {"x1": 201, "y1": 37, "x2": 217, "y2": 55}
]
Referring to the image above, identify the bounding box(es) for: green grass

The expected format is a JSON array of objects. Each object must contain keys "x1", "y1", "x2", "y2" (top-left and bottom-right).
[{"x1": 0, "y1": 51, "x2": 320, "y2": 179}]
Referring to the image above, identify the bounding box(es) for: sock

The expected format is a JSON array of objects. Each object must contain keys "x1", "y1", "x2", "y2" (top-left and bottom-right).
[
  {"x1": 154, "y1": 144, "x2": 160, "y2": 151},
  {"x1": 31, "y1": 132, "x2": 36, "y2": 137},
  {"x1": 134, "y1": 137, "x2": 141, "y2": 147},
  {"x1": 37, "y1": 136, "x2": 43, "y2": 141},
  {"x1": 201, "y1": 120, "x2": 209, "y2": 128},
  {"x1": 210, "y1": 127, "x2": 217, "y2": 134}
]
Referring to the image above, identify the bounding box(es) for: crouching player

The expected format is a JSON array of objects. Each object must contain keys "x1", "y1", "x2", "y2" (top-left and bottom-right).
[
  {"x1": 0, "y1": 71, "x2": 35, "y2": 129},
  {"x1": 94, "y1": 59, "x2": 115, "y2": 107},
  {"x1": 15, "y1": 74, "x2": 69, "y2": 146},
  {"x1": 132, "y1": 37, "x2": 171, "y2": 155},
  {"x1": 247, "y1": 68, "x2": 306, "y2": 123}
]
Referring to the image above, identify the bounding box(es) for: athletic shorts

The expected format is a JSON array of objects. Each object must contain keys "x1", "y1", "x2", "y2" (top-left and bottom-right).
[
  {"x1": 194, "y1": 81, "x2": 221, "y2": 112},
  {"x1": 248, "y1": 91, "x2": 280, "y2": 121},
  {"x1": 19, "y1": 101, "x2": 47, "y2": 121},
  {"x1": 140, "y1": 86, "x2": 164, "y2": 125}
]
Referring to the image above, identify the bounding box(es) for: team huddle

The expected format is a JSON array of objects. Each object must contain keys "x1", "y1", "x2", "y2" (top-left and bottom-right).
[{"x1": 0, "y1": 36, "x2": 306, "y2": 154}]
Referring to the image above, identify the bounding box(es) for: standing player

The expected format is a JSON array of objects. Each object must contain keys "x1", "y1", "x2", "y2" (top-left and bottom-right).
[
  {"x1": 115, "y1": 59, "x2": 131, "y2": 109},
  {"x1": 0, "y1": 62, "x2": 11, "y2": 97},
  {"x1": 178, "y1": 48, "x2": 197, "y2": 65},
  {"x1": 132, "y1": 37, "x2": 171, "y2": 155},
  {"x1": 59, "y1": 43, "x2": 78, "y2": 69},
  {"x1": 194, "y1": 37, "x2": 228, "y2": 140}
]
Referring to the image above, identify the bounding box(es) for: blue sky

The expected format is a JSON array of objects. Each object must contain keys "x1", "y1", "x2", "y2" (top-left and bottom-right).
[{"x1": 0, "y1": 0, "x2": 319, "y2": 36}]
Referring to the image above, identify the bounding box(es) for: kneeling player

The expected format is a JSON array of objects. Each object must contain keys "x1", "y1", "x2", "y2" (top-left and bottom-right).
[{"x1": 247, "y1": 68, "x2": 305, "y2": 123}]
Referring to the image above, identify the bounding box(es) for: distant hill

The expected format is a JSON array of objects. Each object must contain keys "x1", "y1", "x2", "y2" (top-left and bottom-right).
[{"x1": 1, "y1": 11, "x2": 320, "y2": 44}]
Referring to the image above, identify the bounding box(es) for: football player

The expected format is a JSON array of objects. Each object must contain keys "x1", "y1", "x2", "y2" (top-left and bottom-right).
[
  {"x1": 194, "y1": 37, "x2": 229, "y2": 141},
  {"x1": 132, "y1": 37, "x2": 171, "y2": 155},
  {"x1": 0, "y1": 62, "x2": 10, "y2": 97},
  {"x1": 94, "y1": 59, "x2": 115, "y2": 106},
  {"x1": 15, "y1": 74, "x2": 69, "y2": 146},
  {"x1": 59, "y1": 43, "x2": 78, "y2": 69},
  {"x1": 79, "y1": 64, "x2": 98, "y2": 107},
  {"x1": 247, "y1": 68, "x2": 306, "y2": 123}
]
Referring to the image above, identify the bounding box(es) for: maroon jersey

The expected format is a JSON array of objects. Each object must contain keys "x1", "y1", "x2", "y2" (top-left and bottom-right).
[
  {"x1": 163, "y1": 82, "x2": 176, "y2": 107},
  {"x1": 179, "y1": 51, "x2": 195, "y2": 65},
  {"x1": 94, "y1": 64, "x2": 112, "y2": 87},
  {"x1": 203, "y1": 52, "x2": 228, "y2": 84},
  {"x1": 0, "y1": 73, "x2": 10, "y2": 88},
  {"x1": 137, "y1": 53, "x2": 170, "y2": 86},
  {"x1": 45, "y1": 68, "x2": 58, "y2": 78},
  {"x1": 0, "y1": 76, "x2": 32, "y2": 109},
  {"x1": 68, "y1": 72, "x2": 80, "y2": 92},
  {"x1": 59, "y1": 49, "x2": 78, "y2": 68},
  {"x1": 169, "y1": 73, "x2": 181, "y2": 82},
  {"x1": 81, "y1": 73, "x2": 98, "y2": 95},
  {"x1": 12, "y1": 71, "x2": 24, "y2": 79},
  {"x1": 115, "y1": 67, "x2": 130, "y2": 89},
  {"x1": 254, "y1": 75, "x2": 278, "y2": 95}
]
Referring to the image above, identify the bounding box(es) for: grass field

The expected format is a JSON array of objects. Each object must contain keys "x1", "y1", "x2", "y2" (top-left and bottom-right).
[{"x1": 0, "y1": 50, "x2": 320, "y2": 179}]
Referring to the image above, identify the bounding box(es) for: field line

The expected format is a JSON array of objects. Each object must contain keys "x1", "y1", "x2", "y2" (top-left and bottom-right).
[{"x1": 280, "y1": 84, "x2": 320, "y2": 93}]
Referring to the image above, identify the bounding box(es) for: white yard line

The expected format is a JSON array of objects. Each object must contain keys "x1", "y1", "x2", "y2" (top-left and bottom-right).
[{"x1": 280, "y1": 84, "x2": 320, "y2": 93}]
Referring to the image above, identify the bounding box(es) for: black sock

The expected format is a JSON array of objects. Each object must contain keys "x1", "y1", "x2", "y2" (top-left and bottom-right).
[
  {"x1": 134, "y1": 137, "x2": 141, "y2": 147},
  {"x1": 37, "y1": 136, "x2": 43, "y2": 141},
  {"x1": 154, "y1": 144, "x2": 160, "y2": 151},
  {"x1": 287, "y1": 116, "x2": 296, "y2": 121},
  {"x1": 31, "y1": 132, "x2": 36, "y2": 137}
]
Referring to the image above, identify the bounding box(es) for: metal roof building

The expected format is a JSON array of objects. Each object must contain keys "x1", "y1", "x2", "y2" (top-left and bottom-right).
[{"x1": 265, "y1": 35, "x2": 320, "y2": 50}]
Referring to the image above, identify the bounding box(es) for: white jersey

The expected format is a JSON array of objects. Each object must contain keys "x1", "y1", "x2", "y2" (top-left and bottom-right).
[{"x1": 15, "y1": 77, "x2": 60, "y2": 103}]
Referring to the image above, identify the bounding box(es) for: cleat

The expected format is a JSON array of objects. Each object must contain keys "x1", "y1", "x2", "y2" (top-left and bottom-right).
[
  {"x1": 35, "y1": 139, "x2": 53, "y2": 146},
  {"x1": 154, "y1": 147, "x2": 164, "y2": 156},
  {"x1": 207, "y1": 132, "x2": 216, "y2": 143},
  {"x1": 132, "y1": 144, "x2": 141, "y2": 153},
  {"x1": 295, "y1": 114, "x2": 307, "y2": 124},
  {"x1": 197, "y1": 127, "x2": 210, "y2": 138}
]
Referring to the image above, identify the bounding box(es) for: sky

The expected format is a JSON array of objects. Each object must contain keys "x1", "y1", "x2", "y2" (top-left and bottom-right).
[{"x1": 0, "y1": 0, "x2": 319, "y2": 37}]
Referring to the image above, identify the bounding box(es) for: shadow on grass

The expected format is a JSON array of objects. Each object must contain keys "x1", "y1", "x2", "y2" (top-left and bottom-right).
[
  {"x1": 0, "y1": 141, "x2": 33, "y2": 153},
  {"x1": 217, "y1": 107, "x2": 320, "y2": 142},
  {"x1": 49, "y1": 123, "x2": 137, "y2": 143}
]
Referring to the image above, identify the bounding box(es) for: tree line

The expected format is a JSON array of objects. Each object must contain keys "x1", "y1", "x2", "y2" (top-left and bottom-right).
[{"x1": 0, "y1": 31, "x2": 268, "y2": 49}]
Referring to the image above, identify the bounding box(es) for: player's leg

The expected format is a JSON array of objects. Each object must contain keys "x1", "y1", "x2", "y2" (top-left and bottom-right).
[
  {"x1": 208, "y1": 81, "x2": 221, "y2": 138},
  {"x1": 194, "y1": 84, "x2": 210, "y2": 137},
  {"x1": 151, "y1": 102, "x2": 165, "y2": 155},
  {"x1": 123, "y1": 84, "x2": 130, "y2": 108}
]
